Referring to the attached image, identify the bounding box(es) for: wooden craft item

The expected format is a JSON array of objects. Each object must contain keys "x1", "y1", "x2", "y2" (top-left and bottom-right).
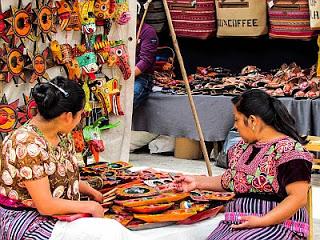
[
  {"x1": 102, "y1": 187, "x2": 118, "y2": 198},
  {"x1": 133, "y1": 209, "x2": 197, "y2": 223},
  {"x1": 177, "y1": 205, "x2": 223, "y2": 225},
  {"x1": 201, "y1": 191, "x2": 235, "y2": 201},
  {"x1": 104, "y1": 214, "x2": 133, "y2": 226},
  {"x1": 108, "y1": 161, "x2": 132, "y2": 170},
  {"x1": 103, "y1": 195, "x2": 116, "y2": 203},
  {"x1": 116, "y1": 184, "x2": 157, "y2": 198},
  {"x1": 111, "y1": 205, "x2": 130, "y2": 216},
  {"x1": 101, "y1": 201, "x2": 113, "y2": 208},
  {"x1": 126, "y1": 203, "x2": 174, "y2": 214},
  {"x1": 0, "y1": 98, "x2": 19, "y2": 133},
  {"x1": 114, "y1": 192, "x2": 189, "y2": 207},
  {"x1": 144, "y1": 178, "x2": 173, "y2": 187}
]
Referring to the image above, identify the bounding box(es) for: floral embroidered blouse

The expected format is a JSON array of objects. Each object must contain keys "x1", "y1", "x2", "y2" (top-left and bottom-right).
[
  {"x1": 221, "y1": 136, "x2": 313, "y2": 200},
  {"x1": 0, "y1": 124, "x2": 80, "y2": 208}
]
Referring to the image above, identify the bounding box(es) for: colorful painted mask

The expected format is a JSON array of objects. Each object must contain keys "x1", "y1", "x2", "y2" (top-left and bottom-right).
[
  {"x1": 56, "y1": 0, "x2": 81, "y2": 31},
  {"x1": 6, "y1": 2, "x2": 37, "y2": 43},
  {"x1": 94, "y1": 0, "x2": 116, "y2": 25},
  {"x1": 60, "y1": 43, "x2": 73, "y2": 64},
  {"x1": 114, "y1": 1, "x2": 131, "y2": 25},
  {"x1": 76, "y1": 52, "x2": 99, "y2": 80},
  {"x1": 33, "y1": 0, "x2": 57, "y2": 42},
  {"x1": 0, "y1": 97, "x2": 19, "y2": 133},
  {"x1": 72, "y1": 130, "x2": 85, "y2": 153},
  {"x1": 0, "y1": 44, "x2": 28, "y2": 83},
  {"x1": 65, "y1": 58, "x2": 82, "y2": 81},
  {"x1": 17, "y1": 94, "x2": 37, "y2": 125},
  {"x1": 28, "y1": 48, "x2": 50, "y2": 83},
  {"x1": 78, "y1": 0, "x2": 96, "y2": 34},
  {"x1": 0, "y1": 10, "x2": 11, "y2": 43},
  {"x1": 109, "y1": 41, "x2": 131, "y2": 80},
  {"x1": 93, "y1": 35, "x2": 111, "y2": 65},
  {"x1": 90, "y1": 76, "x2": 124, "y2": 115},
  {"x1": 50, "y1": 40, "x2": 63, "y2": 64}
]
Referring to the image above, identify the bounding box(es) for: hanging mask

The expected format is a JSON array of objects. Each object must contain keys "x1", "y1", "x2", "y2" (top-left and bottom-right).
[
  {"x1": 94, "y1": 0, "x2": 116, "y2": 25},
  {"x1": 56, "y1": 0, "x2": 81, "y2": 31},
  {"x1": 0, "y1": 10, "x2": 11, "y2": 43},
  {"x1": 50, "y1": 40, "x2": 63, "y2": 64},
  {"x1": 109, "y1": 41, "x2": 131, "y2": 80},
  {"x1": 33, "y1": 0, "x2": 57, "y2": 42},
  {"x1": 76, "y1": 52, "x2": 99, "y2": 80},
  {"x1": 90, "y1": 76, "x2": 124, "y2": 115},
  {"x1": 65, "y1": 58, "x2": 82, "y2": 81},
  {"x1": 93, "y1": 34, "x2": 110, "y2": 65},
  {"x1": 60, "y1": 43, "x2": 73, "y2": 64},
  {"x1": 6, "y1": 2, "x2": 37, "y2": 43},
  {"x1": 72, "y1": 130, "x2": 85, "y2": 153},
  {"x1": 27, "y1": 48, "x2": 50, "y2": 83},
  {"x1": 78, "y1": 0, "x2": 96, "y2": 34},
  {"x1": 114, "y1": 1, "x2": 131, "y2": 25},
  {"x1": 82, "y1": 80, "x2": 92, "y2": 112},
  {"x1": 0, "y1": 96, "x2": 19, "y2": 133},
  {"x1": 0, "y1": 43, "x2": 29, "y2": 83}
]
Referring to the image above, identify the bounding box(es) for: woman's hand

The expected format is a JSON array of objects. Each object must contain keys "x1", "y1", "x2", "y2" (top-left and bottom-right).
[
  {"x1": 90, "y1": 189, "x2": 103, "y2": 203},
  {"x1": 231, "y1": 216, "x2": 268, "y2": 229},
  {"x1": 173, "y1": 175, "x2": 197, "y2": 192},
  {"x1": 87, "y1": 201, "x2": 105, "y2": 218}
]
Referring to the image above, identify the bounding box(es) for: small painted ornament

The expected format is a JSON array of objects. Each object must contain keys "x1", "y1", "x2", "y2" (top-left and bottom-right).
[
  {"x1": 78, "y1": 0, "x2": 96, "y2": 34},
  {"x1": 0, "y1": 43, "x2": 30, "y2": 83},
  {"x1": 6, "y1": 1, "x2": 37, "y2": 44},
  {"x1": 0, "y1": 96, "x2": 19, "y2": 133},
  {"x1": 33, "y1": 0, "x2": 57, "y2": 42},
  {"x1": 55, "y1": 0, "x2": 81, "y2": 31},
  {"x1": 90, "y1": 75, "x2": 124, "y2": 115}
]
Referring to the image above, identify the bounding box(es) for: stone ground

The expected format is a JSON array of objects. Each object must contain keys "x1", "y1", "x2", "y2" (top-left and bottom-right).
[{"x1": 130, "y1": 152, "x2": 320, "y2": 239}]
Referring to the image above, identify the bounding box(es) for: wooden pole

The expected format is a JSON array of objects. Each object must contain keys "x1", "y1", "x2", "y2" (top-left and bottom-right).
[
  {"x1": 137, "y1": 0, "x2": 153, "y2": 42},
  {"x1": 162, "y1": 0, "x2": 213, "y2": 176}
]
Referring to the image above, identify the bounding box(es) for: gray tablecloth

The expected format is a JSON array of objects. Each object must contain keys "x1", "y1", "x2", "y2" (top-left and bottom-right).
[{"x1": 132, "y1": 93, "x2": 319, "y2": 141}]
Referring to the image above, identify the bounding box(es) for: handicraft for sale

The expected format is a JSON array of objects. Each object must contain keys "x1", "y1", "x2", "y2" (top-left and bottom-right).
[
  {"x1": 78, "y1": 0, "x2": 96, "y2": 34},
  {"x1": 55, "y1": 0, "x2": 81, "y2": 31},
  {"x1": 0, "y1": 96, "x2": 19, "y2": 133}
]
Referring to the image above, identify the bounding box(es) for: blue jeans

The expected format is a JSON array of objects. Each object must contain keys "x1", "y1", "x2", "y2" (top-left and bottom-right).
[{"x1": 134, "y1": 74, "x2": 153, "y2": 109}]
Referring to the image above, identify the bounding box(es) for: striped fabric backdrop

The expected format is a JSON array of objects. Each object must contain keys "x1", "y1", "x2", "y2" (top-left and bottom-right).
[{"x1": 167, "y1": 0, "x2": 216, "y2": 40}]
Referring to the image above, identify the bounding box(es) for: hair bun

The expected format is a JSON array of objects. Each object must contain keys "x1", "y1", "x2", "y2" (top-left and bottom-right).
[{"x1": 32, "y1": 83, "x2": 59, "y2": 109}]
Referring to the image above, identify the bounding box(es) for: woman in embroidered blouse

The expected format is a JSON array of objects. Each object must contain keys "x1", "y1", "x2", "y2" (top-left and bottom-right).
[
  {"x1": 0, "y1": 77, "x2": 138, "y2": 240},
  {"x1": 175, "y1": 89, "x2": 312, "y2": 240}
]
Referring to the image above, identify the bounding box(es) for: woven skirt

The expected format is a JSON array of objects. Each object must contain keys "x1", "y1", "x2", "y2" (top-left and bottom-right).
[
  {"x1": 207, "y1": 197, "x2": 309, "y2": 240},
  {"x1": 0, "y1": 206, "x2": 57, "y2": 240}
]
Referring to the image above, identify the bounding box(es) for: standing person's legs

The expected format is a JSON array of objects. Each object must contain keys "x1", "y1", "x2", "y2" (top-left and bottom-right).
[{"x1": 133, "y1": 74, "x2": 153, "y2": 109}]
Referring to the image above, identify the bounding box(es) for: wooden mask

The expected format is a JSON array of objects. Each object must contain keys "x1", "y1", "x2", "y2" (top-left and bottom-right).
[{"x1": 0, "y1": 97, "x2": 19, "y2": 133}]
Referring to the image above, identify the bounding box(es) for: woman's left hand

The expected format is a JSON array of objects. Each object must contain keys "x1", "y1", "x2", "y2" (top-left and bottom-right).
[
  {"x1": 231, "y1": 216, "x2": 268, "y2": 229},
  {"x1": 90, "y1": 189, "x2": 103, "y2": 203}
]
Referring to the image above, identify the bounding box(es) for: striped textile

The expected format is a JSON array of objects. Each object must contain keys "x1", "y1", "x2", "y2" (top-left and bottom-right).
[
  {"x1": 0, "y1": 206, "x2": 57, "y2": 240},
  {"x1": 268, "y1": 0, "x2": 315, "y2": 40},
  {"x1": 207, "y1": 197, "x2": 308, "y2": 240},
  {"x1": 167, "y1": 0, "x2": 216, "y2": 40}
]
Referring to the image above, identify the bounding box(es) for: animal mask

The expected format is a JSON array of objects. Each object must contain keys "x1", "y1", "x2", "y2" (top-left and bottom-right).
[
  {"x1": 90, "y1": 76, "x2": 124, "y2": 115},
  {"x1": 94, "y1": 0, "x2": 116, "y2": 25},
  {"x1": 0, "y1": 97, "x2": 19, "y2": 133},
  {"x1": 6, "y1": 2, "x2": 37, "y2": 43},
  {"x1": 114, "y1": 1, "x2": 131, "y2": 25},
  {"x1": 76, "y1": 52, "x2": 99, "y2": 80},
  {"x1": 56, "y1": 0, "x2": 81, "y2": 31},
  {"x1": 50, "y1": 40, "x2": 63, "y2": 64},
  {"x1": 65, "y1": 58, "x2": 82, "y2": 81},
  {"x1": 109, "y1": 41, "x2": 131, "y2": 80},
  {"x1": 78, "y1": 0, "x2": 96, "y2": 34}
]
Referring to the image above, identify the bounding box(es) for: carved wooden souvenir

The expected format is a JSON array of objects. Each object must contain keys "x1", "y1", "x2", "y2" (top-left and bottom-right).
[
  {"x1": 33, "y1": 0, "x2": 57, "y2": 42},
  {"x1": 139, "y1": 169, "x2": 170, "y2": 180},
  {"x1": 114, "y1": 192, "x2": 190, "y2": 207},
  {"x1": 108, "y1": 41, "x2": 131, "y2": 80},
  {"x1": 190, "y1": 190, "x2": 209, "y2": 202},
  {"x1": 126, "y1": 203, "x2": 174, "y2": 214},
  {"x1": 94, "y1": 0, "x2": 116, "y2": 25},
  {"x1": 55, "y1": 0, "x2": 81, "y2": 31},
  {"x1": 201, "y1": 191, "x2": 235, "y2": 201},
  {"x1": 65, "y1": 58, "x2": 82, "y2": 81},
  {"x1": 133, "y1": 209, "x2": 197, "y2": 223},
  {"x1": 111, "y1": 205, "x2": 130, "y2": 215},
  {"x1": 27, "y1": 48, "x2": 50, "y2": 83},
  {"x1": 113, "y1": 1, "x2": 130, "y2": 25},
  {"x1": 71, "y1": 130, "x2": 85, "y2": 153},
  {"x1": 49, "y1": 40, "x2": 63, "y2": 64},
  {"x1": 0, "y1": 96, "x2": 19, "y2": 133},
  {"x1": 0, "y1": 44, "x2": 29, "y2": 83},
  {"x1": 76, "y1": 51, "x2": 99, "y2": 80},
  {"x1": 108, "y1": 161, "x2": 132, "y2": 170},
  {"x1": 116, "y1": 184, "x2": 157, "y2": 198},
  {"x1": 177, "y1": 205, "x2": 223, "y2": 225},
  {"x1": 6, "y1": 2, "x2": 37, "y2": 44},
  {"x1": 104, "y1": 214, "x2": 133, "y2": 226},
  {"x1": 78, "y1": 0, "x2": 96, "y2": 34},
  {"x1": 17, "y1": 94, "x2": 37, "y2": 125}
]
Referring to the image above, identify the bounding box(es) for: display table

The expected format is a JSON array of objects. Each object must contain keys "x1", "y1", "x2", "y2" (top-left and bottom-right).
[{"x1": 133, "y1": 93, "x2": 318, "y2": 141}]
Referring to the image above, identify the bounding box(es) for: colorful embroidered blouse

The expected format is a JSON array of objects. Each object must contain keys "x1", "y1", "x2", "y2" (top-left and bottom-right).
[
  {"x1": 0, "y1": 124, "x2": 80, "y2": 208},
  {"x1": 221, "y1": 136, "x2": 313, "y2": 200}
]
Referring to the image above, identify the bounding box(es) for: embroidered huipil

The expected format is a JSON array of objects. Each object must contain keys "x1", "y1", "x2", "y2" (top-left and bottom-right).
[{"x1": 207, "y1": 136, "x2": 313, "y2": 240}]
